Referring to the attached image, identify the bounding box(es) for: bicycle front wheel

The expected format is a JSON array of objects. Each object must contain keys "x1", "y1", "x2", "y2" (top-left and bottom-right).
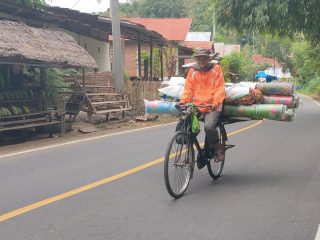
[
  {"x1": 164, "y1": 131, "x2": 194, "y2": 198},
  {"x1": 207, "y1": 125, "x2": 226, "y2": 180}
]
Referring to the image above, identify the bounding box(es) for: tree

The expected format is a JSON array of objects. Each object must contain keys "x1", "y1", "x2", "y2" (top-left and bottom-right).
[
  {"x1": 216, "y1": 0, "x2": 320, "y2": 44},
  {"x1": 138, "y1": 0, "x2": 187, "y2": 18},
  {"x1": 14, "y1": 0, "x2": 47, "y2": 8},
  {"x1": 185, "y1": 0, "x2": 216, "y2": 32},
  {"x1": 119, "y1": 0, "x2": 140, "y2": 17}
]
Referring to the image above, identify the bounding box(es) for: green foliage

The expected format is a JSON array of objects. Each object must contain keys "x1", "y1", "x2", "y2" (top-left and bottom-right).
[
  {"x1": 141, "y1": 49, "x2": 161, "y2": 79},
  {"x1": 123, "y1": 0, "x2": 188, "y2": 18},
  {"x1": 216, "y1": 0, "x2": 320, "y2": 44},
  {"x1": 223, "y1": 51, "x2": 271, "y2": 82},
  {"x1": 14, "y1": 0, "x2": 48, "y2": 9},
  {"x1": 46, "y1": 69, "x2": 68, "y2": 106},
  {"x1": 118, "y1": 0, "x2": 215, "y2": 31},
  {"x1": 219, "y1": 58, "x2": 230, "y2": 82},
  {"x1": 306, "y1": 77, "x2": 320, "y2": 96},
  {"x1": 119, "y1": 0, "x2": 140, "y2": 17},
  {"x1": 143, "y1": 0, "x2": 187, "y2": 18},
  {"x1": 185, "y1": 0, "x2": 216, "y2": 32},
  {"x1": 291, "y1": 41, "x2": 320, "y2": 86},
  {"x1": 253, "y1": 35, "x2": 294, "y2": 73}
]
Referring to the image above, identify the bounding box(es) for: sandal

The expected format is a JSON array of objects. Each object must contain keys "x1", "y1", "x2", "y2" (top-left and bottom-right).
[{"x1": 214, "y1": 144, "x2": 225, "y2": 162}]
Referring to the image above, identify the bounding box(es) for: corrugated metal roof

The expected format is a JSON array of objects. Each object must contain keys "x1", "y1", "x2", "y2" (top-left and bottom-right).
[
  {"x1": 186, "y1": 32, "x2": 211, "y2": 41},
  {"x1": 124, "y1": 18, "x2": 192, "y2": 41}
]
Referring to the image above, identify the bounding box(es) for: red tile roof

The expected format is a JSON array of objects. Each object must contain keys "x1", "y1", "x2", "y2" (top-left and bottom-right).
[
  {"x1": 124, "y1": 18, "x2": 192, "y2": 41},
  {"x1": 253, "y1": 54, "x2": 281, "y2": 68},
  {"x1": 185, "y1": 41, "x2": 214, "y2": 50}
]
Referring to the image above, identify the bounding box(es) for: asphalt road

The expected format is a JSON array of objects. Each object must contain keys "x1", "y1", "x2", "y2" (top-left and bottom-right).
[{"x1": 0, "y1": 95, "x2": 320, "y2": 240}]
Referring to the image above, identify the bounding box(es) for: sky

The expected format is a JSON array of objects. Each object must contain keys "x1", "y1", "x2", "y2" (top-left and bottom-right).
[{"x1": 46, "y1": 0, "x2": 128, "y2": 14}]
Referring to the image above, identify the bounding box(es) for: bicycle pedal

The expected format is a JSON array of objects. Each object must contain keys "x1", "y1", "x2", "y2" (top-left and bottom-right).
[
  {"x1": 225, "y1": 144, "x2": 235, "y2": 150},
  {"x1": 196, "y1": 158, "x2": 207, "y2": 169}
]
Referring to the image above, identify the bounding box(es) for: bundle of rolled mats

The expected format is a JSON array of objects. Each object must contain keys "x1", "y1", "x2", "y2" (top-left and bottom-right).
[{"x1": 145, "y1": 81, "x2": 299, "y2": 122}]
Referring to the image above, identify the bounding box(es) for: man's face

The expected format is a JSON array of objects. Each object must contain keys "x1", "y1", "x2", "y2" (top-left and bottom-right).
[{"x1": 195, "y1": 56, "x2": 210, "y2": 68}]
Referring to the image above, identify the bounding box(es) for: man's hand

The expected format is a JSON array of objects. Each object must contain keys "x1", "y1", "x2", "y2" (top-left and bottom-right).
[
  {"x1": 175, "y1": 102, "x2": 185, "y2": 110},
  {"x1": 176, "y1": 102, "x2": 185, "y2": 106},
  {"x1": 210, "y1": 104, "x2": 217, "y2": 111}
]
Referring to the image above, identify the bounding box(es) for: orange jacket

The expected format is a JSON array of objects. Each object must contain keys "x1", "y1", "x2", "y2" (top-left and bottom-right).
[{"x1": 180, "y1": 64, "x2": 226, "y2": 112}]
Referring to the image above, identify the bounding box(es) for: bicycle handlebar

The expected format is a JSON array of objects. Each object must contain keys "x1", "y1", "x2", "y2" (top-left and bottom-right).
[{"x1": 175, "y1": 103, "x2": 212, "y2": 112}]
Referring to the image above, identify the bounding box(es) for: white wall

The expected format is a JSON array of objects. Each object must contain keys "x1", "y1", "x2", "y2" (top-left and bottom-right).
[
  {"x1": 77, "y1": 35, "x2": 111, "y2": 72},
  {"x1": 53, "y1": 29, "x2": 111, "y2": 72}
]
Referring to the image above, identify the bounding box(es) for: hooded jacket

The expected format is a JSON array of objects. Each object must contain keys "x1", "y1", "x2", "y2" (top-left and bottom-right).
[{"x1": 180, "y1": 63, "x2": 226, "y2": 112}]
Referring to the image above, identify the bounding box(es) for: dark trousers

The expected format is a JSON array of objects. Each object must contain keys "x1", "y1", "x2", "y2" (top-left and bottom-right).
[{"x1": 204, "y1": 111, "x2": 221, "y2": 149}]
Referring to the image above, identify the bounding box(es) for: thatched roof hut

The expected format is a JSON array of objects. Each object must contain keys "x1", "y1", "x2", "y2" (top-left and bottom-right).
[{"x1": 0, "y1": 20, "x2": 98, "y2": 69}]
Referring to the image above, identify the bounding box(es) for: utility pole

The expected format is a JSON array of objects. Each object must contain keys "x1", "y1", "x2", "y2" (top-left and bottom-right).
[
  {"x1": 110, "y1": 0, "x2": 124, "y2": 93},
  {"x1": 212, "y1": 6, "x2": 216, "y2": 41},
  {"x1": 274, "y1": 56, "x2": 276, "y2": 78},
  {"x1": 252, "y1": 31, "x2": 255, "y2": 52}
]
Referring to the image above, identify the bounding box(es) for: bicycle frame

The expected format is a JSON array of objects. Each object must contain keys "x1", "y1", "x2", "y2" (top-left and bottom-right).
[{"x1": 177, "y1": 107, "x2": 228, "y2": 178}]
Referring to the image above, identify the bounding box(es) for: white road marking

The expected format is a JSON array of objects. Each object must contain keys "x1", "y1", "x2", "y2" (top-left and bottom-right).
[
  {"x1": 299, "y1": 93, "x2": 320, "y2": 108},
  {"x1": 315, "y1": 224, "x2": 320, "y2": 240},
  {"x1": 0, "y1": 122, "x2": 176, "y2": 159}
]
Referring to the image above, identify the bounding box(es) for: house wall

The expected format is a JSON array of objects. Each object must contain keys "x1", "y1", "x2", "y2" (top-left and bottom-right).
[
  {"x1": 214, "y1": 43, "x2": 241, "y2": 56},
  {"x1": 123, "y1": 41, "x2": 160, "y2": 79},
  {"x1": 124, "y1": 41, "x2": 139, "y2": 77},
  {"x1": 63, "y1": 31, "x2": 111, "y2": 72}
]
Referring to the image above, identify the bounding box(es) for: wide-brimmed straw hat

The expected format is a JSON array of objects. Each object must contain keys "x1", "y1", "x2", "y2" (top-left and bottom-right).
[{"x1": 194, "y1": 48, "x2": 211, "y2": 57}]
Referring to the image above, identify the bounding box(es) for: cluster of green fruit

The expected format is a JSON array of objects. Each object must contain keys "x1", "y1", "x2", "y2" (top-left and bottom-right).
[
  {"x1": 0, "y1": 73, "x2": 5, "y2": 90},
  {"x1": 0, "y1": 105, "x2": 30, "y2": 117},
  {"x1": 0, "y1": 89, "x2": 34, "y2": 101}
]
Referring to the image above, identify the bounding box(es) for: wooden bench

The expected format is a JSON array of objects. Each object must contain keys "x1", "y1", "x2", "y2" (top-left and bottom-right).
[
  {"x1": 63, "y1": 71, "x2": 132, "y2": 122},
  {"x1": 91, "y1": 101, "x2": 127, "y2": 106},
  {"x1": 86, "y1": 93, "x2": 120, "y2": 96},
  {"x1": 0, "y1": 111, "x2": 64, "y2": 137}
]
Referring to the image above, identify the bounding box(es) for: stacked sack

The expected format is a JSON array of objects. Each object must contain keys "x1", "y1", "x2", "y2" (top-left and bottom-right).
[
  {"x1": 158, "y1": 77, "x2": 185, "y2": 101},
  {"x1": 144, "y1": 77, "x2": 184, "y2": 115},
  {"x1": 224, "y1": 82, "x2": 299, "y2": 121}
]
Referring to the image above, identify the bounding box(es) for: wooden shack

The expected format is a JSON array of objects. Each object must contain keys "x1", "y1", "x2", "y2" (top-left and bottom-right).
[{"x1": 0, "y1": 20, "x2": 97, "y2": 139}]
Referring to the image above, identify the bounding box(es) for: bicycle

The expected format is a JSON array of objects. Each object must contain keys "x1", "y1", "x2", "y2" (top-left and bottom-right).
[{"x1": 164, "y1": 103, "x2": 236, "y2": 198}]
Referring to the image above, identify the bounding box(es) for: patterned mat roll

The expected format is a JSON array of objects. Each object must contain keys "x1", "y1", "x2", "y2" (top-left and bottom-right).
[
  {"x1": 256, "y1": 82, "x2": 294, "y2": 96},
  {"x1": 262, "y1": 95, "x2": 295, "y2": 108},
  {"x1": 144, "y1": 100, "x2": 179, "y2": 115},
  {"x1": 223, "y1": 104, "x2": 288, "y2": 121}
]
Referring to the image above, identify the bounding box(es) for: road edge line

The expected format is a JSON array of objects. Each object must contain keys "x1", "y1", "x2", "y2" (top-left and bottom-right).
[
  {"x1": 0, "y1": 120, "x2": 263, "y2": 222},
  {"x1": 315, "y1": 224, "x2": 320, "y2": 240},
  {"x1": 299, "y1": 93, "x2": 320, "y2": 108},
  {"x1": 0, "y1": 122, "x2": 177, "y2": 159}
]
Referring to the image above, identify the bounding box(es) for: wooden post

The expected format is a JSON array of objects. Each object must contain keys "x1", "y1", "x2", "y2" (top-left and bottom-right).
[
  {"x1": 40, "y1": 68, "x2": 47, "y2": 111},
  {"x1": 138, "y1": 32, "x2": 141, "y2": 78},
  {"x1": 160, "y1": 48, "x2": 163, "y2": 81},
  {"x1": 149, "y1": 38, "x2": 153, "y2": 81},
  {"x1": 82, "y1": 68, "x2": 85, "y2": 90}
]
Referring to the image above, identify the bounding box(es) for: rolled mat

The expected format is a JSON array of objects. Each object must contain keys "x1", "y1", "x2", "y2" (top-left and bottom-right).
[
  {"x1": 256, "y1": 82, "x2": 294, "y2": 96},
  {"x1": 293, "y1": 94, "x2": 300, "y2": 108},
  {"x1": 144, "y1": 99, "x2": 179, "y2": 115},
  {"x1": 223, "y1": 104, "x2": 288, "y2": 121},
  {"x1": 283, "y1": 108, "x2": 295, "y2": 122},
  {"x1": 262, "y1": 95, "x2": 294, "y2": 108}
]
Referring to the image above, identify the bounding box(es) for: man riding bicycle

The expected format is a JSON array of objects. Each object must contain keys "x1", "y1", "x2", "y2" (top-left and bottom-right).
[{"x1": 178, "y1": 48, "x2": 226, "y2": 162}]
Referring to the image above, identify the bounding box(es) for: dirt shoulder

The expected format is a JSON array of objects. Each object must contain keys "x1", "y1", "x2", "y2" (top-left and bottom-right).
[{"x1": 0, "y1": 114, "x2": 177, "y2": 156}]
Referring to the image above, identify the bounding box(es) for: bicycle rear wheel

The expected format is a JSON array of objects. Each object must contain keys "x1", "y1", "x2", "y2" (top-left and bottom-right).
[
  {"x1": 207, "y1": 125, "x2": 226, "y2": 179},
  {"x1": 164, "y1": 131, "x2": 194, "y2": 198}
]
